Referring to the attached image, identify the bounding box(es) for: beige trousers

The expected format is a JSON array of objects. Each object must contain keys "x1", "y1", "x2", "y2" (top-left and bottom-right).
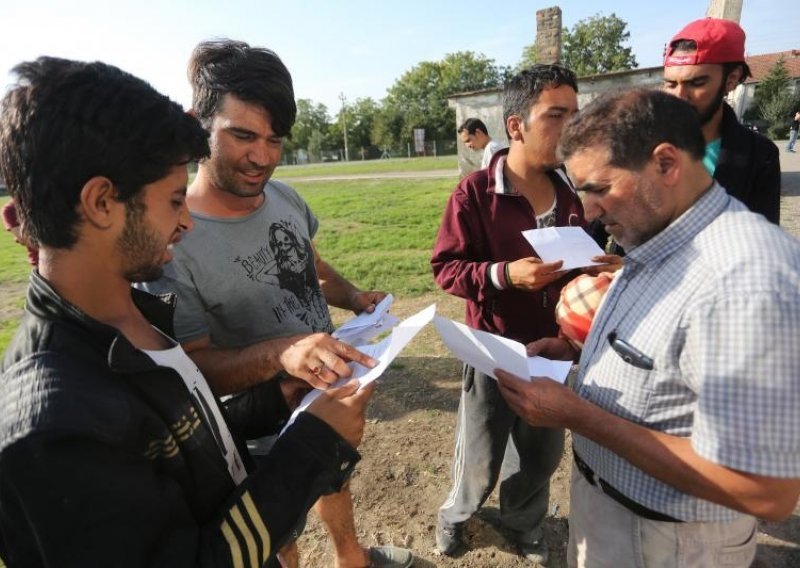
[{"x1": 567, "y1": 465, "x2": 757, "y2": 567}]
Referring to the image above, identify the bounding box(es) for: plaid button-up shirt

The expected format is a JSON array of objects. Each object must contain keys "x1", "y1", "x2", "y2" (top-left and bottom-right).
[{"x1": 574, "y1": 183, "x2": 800, "y2": 522}]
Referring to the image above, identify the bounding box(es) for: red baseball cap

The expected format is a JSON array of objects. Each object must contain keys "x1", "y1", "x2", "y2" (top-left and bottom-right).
[{"x1": 664, "y1": 18, "x2": 746, "y2": 67}]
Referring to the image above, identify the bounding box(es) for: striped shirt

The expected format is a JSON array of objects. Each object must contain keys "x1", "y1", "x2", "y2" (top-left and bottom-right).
[{"x1": 574, "y1": 183, "x2": 800, "y2": 522}]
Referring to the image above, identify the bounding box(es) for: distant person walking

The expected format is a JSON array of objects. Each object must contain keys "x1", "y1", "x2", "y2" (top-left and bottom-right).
[
  {"x1": 458, "y1": 118, "x2": 507, "y2": 169},
  {"x1": 788, "y1": 110, "x2": 800, "y2": 152}
]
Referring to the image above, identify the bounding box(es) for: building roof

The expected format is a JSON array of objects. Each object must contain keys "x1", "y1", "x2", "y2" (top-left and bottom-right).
[{"x1": 744, "y1": 50, "x2": 800, "y2": 83}]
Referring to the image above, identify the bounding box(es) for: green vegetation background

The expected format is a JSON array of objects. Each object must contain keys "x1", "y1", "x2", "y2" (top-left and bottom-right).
[{"x1": 0, "y1": 158, "x2": 459, "y2": 352}]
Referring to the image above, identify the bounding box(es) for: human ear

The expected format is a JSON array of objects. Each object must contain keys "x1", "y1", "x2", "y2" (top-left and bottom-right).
[
  {"x1": 651, "y1": 143, "x2": 680, "y2": 184},
  {"x1": 506, "y1": 115, "x2": 524, "y2": 142},
  {"x1": 79, "y1": 177, "x2": 121, "y2": 230}
]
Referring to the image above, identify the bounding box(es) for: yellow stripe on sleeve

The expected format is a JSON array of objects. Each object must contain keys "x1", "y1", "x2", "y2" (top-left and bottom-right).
[
  {"x1": 242, "y1": 492, "x2": 271, "y2": 562},
  {"x1": 230, "y1": 505, "x2": 257, "y2": 568},
  {"x1": 220, "y1": 519, "x2": 245, "y2": 568}
]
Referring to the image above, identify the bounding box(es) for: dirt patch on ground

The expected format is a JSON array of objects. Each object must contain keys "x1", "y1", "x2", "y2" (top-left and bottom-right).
[{"x1": 295, "y1": 292, "x2": 800, "y2": 567}]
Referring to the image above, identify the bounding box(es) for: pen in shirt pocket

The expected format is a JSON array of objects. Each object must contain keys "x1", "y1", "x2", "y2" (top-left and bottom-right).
[{"x1": 607, "y1": 331, "x2": 654, "y2": 370}]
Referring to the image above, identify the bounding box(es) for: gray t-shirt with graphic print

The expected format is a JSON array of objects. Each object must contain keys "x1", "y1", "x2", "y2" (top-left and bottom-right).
[{"x1": 140, "y1": 179, "x2": 334, "y2": 347}]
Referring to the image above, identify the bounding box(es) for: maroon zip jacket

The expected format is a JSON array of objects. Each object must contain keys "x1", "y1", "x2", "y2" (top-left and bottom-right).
[{"x1": 431, "y1": 148, "x2": 587, "y2": 344}]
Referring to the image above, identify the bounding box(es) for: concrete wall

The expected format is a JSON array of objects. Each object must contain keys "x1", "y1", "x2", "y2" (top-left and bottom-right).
[{"x1": 575, "y1": 67, "x2": 664, "y2": 107}]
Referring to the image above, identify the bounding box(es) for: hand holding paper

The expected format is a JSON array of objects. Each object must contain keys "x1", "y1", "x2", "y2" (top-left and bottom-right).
[
  {"x1": 495, "y1": 368, "x2": 581, "y2": 430},
  {"x1": 506, "y1": 257, "x2": 567, "y2": 291},
  {"x1": 282, "y1": 304, "x2": 436, "y2": 434},
  {"x1": 333, "y1": 294, "x2": 399, "y2": 346}
]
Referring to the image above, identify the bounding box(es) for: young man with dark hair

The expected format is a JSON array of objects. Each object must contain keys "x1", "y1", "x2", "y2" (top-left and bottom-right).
[
  {"x1": 432, "y1": 64, "x2": 617, "y2": 563},
  {"x1": 139, "y1": 39, "x2": 412, "y2": 568},
  {"x1": 457, "y1": 117, "x2": 507, "y2": 169},
  {"x1": 591, "y1": 18, "x2": 783, "y2": 255},
  {"x1": 0, "y1": 56, "x2": 375, "y2": 567},
  {"x1": 498, "y1": 88, "x2": 800, "y2": 567},
  {"x1": 663, "y1": 17, "x2": 780, "y2": 223}
]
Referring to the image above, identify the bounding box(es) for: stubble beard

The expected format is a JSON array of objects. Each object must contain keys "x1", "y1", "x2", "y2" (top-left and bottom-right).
[
  {"x1": 117, "y1": 199, "x2": 166, "y2": 283},
  {"x1": 617, "y1": 176, "x2": 668, "y2": 249},
  {"x1": 696, "y1": 81, "x2": 727, "y2": 126},
  {"x1": 208, "y1": 159, "x2": 269, "y2": 198}
]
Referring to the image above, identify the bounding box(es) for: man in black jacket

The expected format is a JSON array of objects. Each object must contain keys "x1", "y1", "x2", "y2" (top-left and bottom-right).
[
  {"x1": 663, "y1": 17, "x2": 781, "y2": 224},
  {"x1": 0, "y1": 56, "x2": 374, "y2": 567},
  {"x1": 592, "y1": 18, "x2": 782, "y2": 255}
]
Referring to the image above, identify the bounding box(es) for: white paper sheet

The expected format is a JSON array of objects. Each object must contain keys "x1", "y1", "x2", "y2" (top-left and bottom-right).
[
  {"x1": 332, "y1": 294, "x2": 399, "y2": 346},
  {"x1": 281, "y1": 304, "x2": 436, "y2": 434},
  {"x1": 527, "y1": 356, "x2": 572, "y2": 385},
  {"x1": 521, "y1": 226, "x2": 604, "y2": 271},
  {"x1": 434, "y1": 316, "x2": 571, "y2": 384},
  {"x1": 433, "y1": 316, "x2": 529, "y2": 380}
]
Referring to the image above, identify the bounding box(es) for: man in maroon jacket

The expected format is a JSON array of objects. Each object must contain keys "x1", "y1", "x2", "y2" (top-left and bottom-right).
[{"x1": 431, "y1": 64, "x2": 616, "y2": 563}]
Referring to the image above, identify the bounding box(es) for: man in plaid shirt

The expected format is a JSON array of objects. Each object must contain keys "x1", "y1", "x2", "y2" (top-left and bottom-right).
[{"x1": 497, "y1": 89, "x2": 800, "y2": 567}]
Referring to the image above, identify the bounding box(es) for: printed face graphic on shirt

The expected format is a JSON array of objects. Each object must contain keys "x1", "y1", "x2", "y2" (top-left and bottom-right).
[
  {"x1": 270, "y1": 225, "x2": 306, "y2": 274},
  {"x1": 233, "y1": 217, "x2": 331, "y2": 332}
]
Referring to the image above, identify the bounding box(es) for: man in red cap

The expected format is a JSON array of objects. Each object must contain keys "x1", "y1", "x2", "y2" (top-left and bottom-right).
[{"x1": 663, "y1": 17, "x2": 780, "y2": 224}]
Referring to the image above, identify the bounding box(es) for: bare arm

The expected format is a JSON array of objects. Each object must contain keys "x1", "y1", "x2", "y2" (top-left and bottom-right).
[
  {"x1": 496, "y1": 371, "x2": 800, "y2": 521},
  {"x1": 313, "y1": 243, "x2": 386, "y2": 314},
  {"x1": 183, "y1": 333, "x2": 377, "y2": 396}
]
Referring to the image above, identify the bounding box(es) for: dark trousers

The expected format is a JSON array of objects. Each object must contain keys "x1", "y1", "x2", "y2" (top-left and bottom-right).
[{"x1": 438, "y1": 364, "x2": 564, "y2": 540}]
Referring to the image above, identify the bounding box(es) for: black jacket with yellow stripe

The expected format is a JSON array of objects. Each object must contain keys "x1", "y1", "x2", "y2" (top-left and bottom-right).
[{"x1": 0, "y1": 272, "x2": 359, "y2": 567}]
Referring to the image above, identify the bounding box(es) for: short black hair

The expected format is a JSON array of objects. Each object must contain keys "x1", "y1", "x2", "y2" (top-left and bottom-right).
[
  {"x1": 560, "y1": 88, "x2": 706, "y2": 170},
  {"x1": 0, "y1": 57, "x2": 209, "y2": 249},
  {"x1": 457, "y1": 118, "x2": 488, "y2": 136},
  {"x1": 188, "y1": 39, "x2": 296, "y2": 136},
  {"x1": 503, "y1": 64, "x2": 578, "y2": 125}
]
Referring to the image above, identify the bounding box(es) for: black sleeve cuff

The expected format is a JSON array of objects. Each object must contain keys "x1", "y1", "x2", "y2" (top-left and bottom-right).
[
  {"x1": 222, "y1": 379, "x2": 292, "y2": 439},
  {"x1": 276, "y1": 413, "x2": 360, "y2": 492}
]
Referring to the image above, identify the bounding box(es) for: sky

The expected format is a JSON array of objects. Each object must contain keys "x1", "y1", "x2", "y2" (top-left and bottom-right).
[{"x1": 1, "y1": 0, "x2": 798, "y2": 116}]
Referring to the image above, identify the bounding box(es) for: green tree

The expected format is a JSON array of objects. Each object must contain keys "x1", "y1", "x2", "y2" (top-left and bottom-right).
[
  {"x1": 559, "y1": 13, "x2": 637, "y2": 76},
  {"x1": 380, "y1": 51, "x2": 506, "y2": 148},
  {"x1": 372, "y1": 105, "x2": 405, "y2": 152},
  {"x1": 746, "y1": 57, "x2": 800, "y2": 139},
  {"x1": 307, "y1": 130, "x2": 325, "y2": 162},
  {"x1": 517, "y1": 43, "x2": 538, "y2": 71},
  {"x1": 291, "y1": 99, "x2": 330, "y2": 150},
  {"x1": 330, "y1": 97, "x2": 381, "y2": 154},
  {"x1": 753, "y1": 57, "x2": 790, "y2": 108},
  {"x1": 517, "y1": 14, "x2": 637, "y2": 75}
]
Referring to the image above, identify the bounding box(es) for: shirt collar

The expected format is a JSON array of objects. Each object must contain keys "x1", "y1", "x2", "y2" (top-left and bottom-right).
[
  {"x1": 624, "y1": 182, "x2": 730, "y2": 267},
  {"x1": 491, "y1": 153, "x2": 515, "y2": 195}
]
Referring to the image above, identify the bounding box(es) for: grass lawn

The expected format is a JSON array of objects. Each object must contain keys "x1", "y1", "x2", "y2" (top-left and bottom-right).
[
  {"x1": 0, "y1": 175, "x2": 458, "y2": 353},
  {"x1": 275, "y1": 155, "x2": 457, "y2": 178},
  {"x1": 294, "y1": 176, "x2": 456, "y2": 296},
  {"x1": 0, "y1": 196, "x2": 33, "y2": 352}
]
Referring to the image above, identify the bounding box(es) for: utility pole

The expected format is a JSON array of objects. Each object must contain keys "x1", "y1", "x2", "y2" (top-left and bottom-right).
[{"x1": 339, "y1": 92, "x2": 350, "y2": 162}]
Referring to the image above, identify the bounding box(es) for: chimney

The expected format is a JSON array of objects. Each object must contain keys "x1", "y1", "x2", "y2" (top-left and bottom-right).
[
  {"x1": 536, "y1": 7, "x2": 563, "y2": 64},
  {"x1": 706, "y1": 0, "x2": 743, "y2": 22}
]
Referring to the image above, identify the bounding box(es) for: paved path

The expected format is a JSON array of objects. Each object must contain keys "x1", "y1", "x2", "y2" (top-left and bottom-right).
[{"x1": 779, "y1": 142, "x2": 800, "y2": 238}]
